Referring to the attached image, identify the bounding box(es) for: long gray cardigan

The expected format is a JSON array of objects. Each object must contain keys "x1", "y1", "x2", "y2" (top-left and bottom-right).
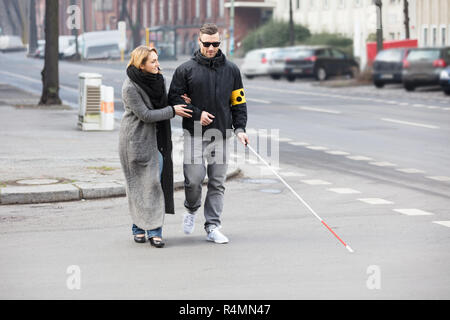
[{"x1": 119, "y1": 77, "x2": 175, "y2": 231}]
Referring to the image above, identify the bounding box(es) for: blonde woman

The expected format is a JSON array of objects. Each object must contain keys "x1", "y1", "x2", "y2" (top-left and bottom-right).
[{"x1": 119, "y1": 46, "x2": 192, "y2": 248}]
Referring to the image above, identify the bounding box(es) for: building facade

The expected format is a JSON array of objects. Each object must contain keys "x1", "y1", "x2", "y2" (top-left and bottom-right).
[
  {"x1": 34, "y1": 0, "x2": 275, "y2": 56},
  {"x1": 412, "y1": 0, "x2": 450, "y2": 47}
]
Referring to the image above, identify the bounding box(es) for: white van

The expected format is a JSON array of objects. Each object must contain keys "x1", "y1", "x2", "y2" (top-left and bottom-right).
[
  {"x1": 63, "y1": 30, "x2": 121, "y2": 60},
  {"x1": 0, "y1": 35, "x2": 25, "y2": 52}
]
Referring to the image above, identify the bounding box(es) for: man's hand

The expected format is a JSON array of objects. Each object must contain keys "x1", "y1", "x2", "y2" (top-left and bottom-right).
[
  {"x1": 200, "y1": 111, "x2": 215, "y2": 126},
  {"x1": 237, "y1": 132, "x2": 249, "y2": 146}
]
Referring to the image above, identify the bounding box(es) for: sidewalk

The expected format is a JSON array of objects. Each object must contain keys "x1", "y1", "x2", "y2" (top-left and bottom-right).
[{"x1": 0, "y1": 83, "x2": 240, "y2": 205}]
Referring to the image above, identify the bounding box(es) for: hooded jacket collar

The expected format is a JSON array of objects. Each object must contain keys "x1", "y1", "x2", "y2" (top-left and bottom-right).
[{"x1": 192, "y1": 49, "x2": 226, "y2": 70}]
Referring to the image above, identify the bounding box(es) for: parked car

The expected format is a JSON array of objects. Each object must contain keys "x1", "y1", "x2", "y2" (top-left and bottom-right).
[
  {"x1": 284, "y1": 46, "x2": 359, "y2": 81},
  {"x1": 0, "y1": 35, "x2": 25, "y2": 52},
  {"x1": 402, "y1": 47, "x2": 450, "y2": 91},
  {"x1": 372, "y1": 47, "x2": 412, "y2": 88},
  {"x1": 268, "y1": 46, "x2": 306, "y2": 80},
  {"x1": 33, "y1": 36, "x2": 76, "y2": 59},
  {"x1": 241, "y1": 47, "x2": 280, "y2": 79},
  {"x1": 34, "y1": 40, "x2": 45, "y2": 58},
  {"x1": 440, "y1": 66, "x2": 450, "y2": 95}
]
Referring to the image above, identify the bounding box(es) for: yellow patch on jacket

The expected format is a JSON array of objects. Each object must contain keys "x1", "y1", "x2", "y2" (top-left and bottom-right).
[{"x1": 230, "y1": 88, "x2": 246, "y2": 106}]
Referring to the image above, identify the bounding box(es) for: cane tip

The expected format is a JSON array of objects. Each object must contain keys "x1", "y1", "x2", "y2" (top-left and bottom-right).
[{"x1": 346, "y1": 245, "x2": 354, "y2": 253}]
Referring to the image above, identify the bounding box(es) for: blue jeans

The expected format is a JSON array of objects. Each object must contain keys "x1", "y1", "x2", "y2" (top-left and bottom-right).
[{"x1": 132, "y1": 151, "x2": 163, "y2": 238}]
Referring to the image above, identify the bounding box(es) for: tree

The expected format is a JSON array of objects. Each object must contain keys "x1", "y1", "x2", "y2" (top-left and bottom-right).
[
  {"x1": 404, "y1": 0, "x2": 410, "y2": 39},
  {"x1": 28, "y1": 0, "x2": 38, "y2": 56},
  {"x1": 120, "y1": 0, "x2": 142, "y2": 48},
  {"x1": 39, "y1": 0, "x2": 61, "y2": 105}
]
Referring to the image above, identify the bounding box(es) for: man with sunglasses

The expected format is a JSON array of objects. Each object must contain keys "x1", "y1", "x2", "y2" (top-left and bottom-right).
[{"x1": 168, "y1": 23, "x2": 249, "y2": 244}]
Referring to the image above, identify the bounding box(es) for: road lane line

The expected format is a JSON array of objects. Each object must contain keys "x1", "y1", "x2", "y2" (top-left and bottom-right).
[
  {"x1": 381, "y1": 118, "x2": 440, "y2": 129},
  {"x1": 393, "y1": 209, "x2": 434, "y2": 216},
  {"x1": 246, "y1": 98, "x2": 271, "y2": 104},
  {"x1": 358, "y1": 198, "x2": 394, "y2": 205},
  {"x1": 327, "y1": 188, "x2": 361, "y2": 194},
  {"x1": 299, "y1": 106, "x2": 342, "y2": 114},
  {"x1": 325, "y1": 150, "x2": 350, "y2": 155},
  {"x1": 369, "y1": 161, "x2": 397, "y2": 167},
  {"x1": 432, "y1": 221, "x2": 450, "y2": 228},
  {"x1": 396, "y1": 168, "x2": 426, "y2": 174},
  {"x1": 301, "y1": 179, "x2": 332, "y2": 185},
  {"x1": 346, "y1": 155, "x2": 373, "y2": 161},
  {"x1": 306, "y1": 146, "x2": 329, "y2": 151},
  {"x1": 426, "y1": 176, "x2": 450, "y2": 182}
]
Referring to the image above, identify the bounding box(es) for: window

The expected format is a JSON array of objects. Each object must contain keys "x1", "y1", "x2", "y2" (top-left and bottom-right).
[
  {"x1": 296, "y1": 0, "x2": 301, "y2": 10},
  {"x1": 178, "y1": 0, "x2": 182, "y2": 20},
  {"x1": 354, "y1": 0, "x2": 361, "y2": 7},
  {"x1": 206, "y1": 0, "x2": 212, "y2": 18},
  {"x1": 331, "y1": 49, "x2": 346, "y2": 59},
  {"x1": 310, "y1": 0, "x2": 314, "y2": 9},
  {"x1": 339, "y1": 0, "x2": 345, "y2": 8},
  {"x1": 159, "y1": 1, "x2": 164, "y2": 22},
  {"x1": 168, "y1": 0, "x2": 173, "y2": 22},
  {"x1": 323, "y1": 0, "x2": 329, "y2": 9},
  {"x1": 432, "y1": 26, "x2": 437, "y2": 47},
  {"x1": 445, "y1": 26, "x2": 449, "y2": 46},
  {"x1": 219, "y1": 0, "x2": 224, "y2": 17},
  {"x1": 94, "y1": 0, "x2": 113, "y2": 11},
  {"x1": 151, "y1": 0, "x2": 156, "y2": 25},
  {"x1": 195, "y1": 0, "x2": 200, "y2": 18},
  {"x1": 423, "y1": 26, "x2": 428, "y2": 47}
]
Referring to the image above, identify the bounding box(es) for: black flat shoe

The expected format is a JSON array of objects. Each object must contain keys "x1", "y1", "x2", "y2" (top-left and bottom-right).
[
  {"x1": 134, "y1": 235, "x2": 146, "y2": 243},
  {"x1": 149, "y1": 237, "x2": 165, "y2": 248}
]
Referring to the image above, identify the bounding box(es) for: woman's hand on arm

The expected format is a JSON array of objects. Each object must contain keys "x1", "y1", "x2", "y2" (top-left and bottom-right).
[{"x1": 173, "y1": 104, "x2": 193, "y2": 118}]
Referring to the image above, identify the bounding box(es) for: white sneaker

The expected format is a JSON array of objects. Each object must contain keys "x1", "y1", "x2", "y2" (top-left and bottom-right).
[
  {"x1": 206, "y1": 227, "x2": 229, "y2": 244},
  {"x1": 183, "y1": 212, "x2": 196, "y2": 234}
]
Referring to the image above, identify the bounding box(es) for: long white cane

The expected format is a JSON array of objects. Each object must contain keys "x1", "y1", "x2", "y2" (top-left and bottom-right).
[{"x1": 246, "y1": 143, "x2": 354, "y2": 253}]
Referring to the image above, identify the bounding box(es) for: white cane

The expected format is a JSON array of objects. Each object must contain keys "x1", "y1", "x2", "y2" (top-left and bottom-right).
[{"x1": 246, "y1": 143, "x2": 354, "y2": 253}]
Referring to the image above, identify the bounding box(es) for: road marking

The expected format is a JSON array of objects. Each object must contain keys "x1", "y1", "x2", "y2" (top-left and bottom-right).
[
  {"x1": 246, "y1": 98, "x2": 270, "y2": 104},
  {"x1": 432, "y1": 221, "x2": 450, "y2": 228},
  {"x1": 327, "y1": 188, "x2": 361, "y2": 194},
  {"x1": 393, "y1": 209, "x2": 434, "y2": 216},
  {"x1": 396, "y1": 168, "x2": 426, "y2": 174},
  {"x1": 306, "y1": 146, "x2": 329, "y2": 151},
  {"x1": 299, "y1": 107, "x2": 342, "y2": 114},
  {"x1": 413, "y1": 104, "x2": 425, "y2": 107},
  {"x1": 369, "y1": 161, "x2": 397, "y2": 167},
  {"x1": 325, "y1": 150, "x2": 350, "y2": 155},
  {"x1": 381, "y1": 118, "x2": 440, "y2": 129},
  {"x1": 279, "y1": 171, "x2": 306, "y2": 177},
  {"x1": 278, "y1": 137, "x2": 293, "y2": 142},
  {"x1": 346, "y1": 155, "x2": 373, "y2": 161},
  {"x1": 301, "y1": 179, "x2": 332, "y2": 185},
  {"x1": 426, "y1": 176, "x2": 450, "y2": 182},
  {"x1": 358, "y1": 198, "x2": 394, "y2": 205},
  {"x1": 288, "y1": 141, "x2": 310, "y2": 146}
]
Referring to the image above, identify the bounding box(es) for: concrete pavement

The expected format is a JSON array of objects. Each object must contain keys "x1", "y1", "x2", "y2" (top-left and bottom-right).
[{"x1": 0, "y1": 83, "x2": 240, "y2": 205}]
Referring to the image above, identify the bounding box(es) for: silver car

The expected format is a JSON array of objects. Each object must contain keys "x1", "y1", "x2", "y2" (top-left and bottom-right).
[{"x1": 241, "y1": 47, "x2": 280, "y2": 79}]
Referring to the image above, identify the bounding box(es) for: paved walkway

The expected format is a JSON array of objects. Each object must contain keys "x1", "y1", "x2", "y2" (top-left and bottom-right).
[{"x1": 0, "y1": 83, "x2": 239, "y2": 205}]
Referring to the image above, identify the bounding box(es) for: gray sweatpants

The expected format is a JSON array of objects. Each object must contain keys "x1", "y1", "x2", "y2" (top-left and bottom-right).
[{"x1": 183, "y1": 133, "x2": 230, "y2": 233}]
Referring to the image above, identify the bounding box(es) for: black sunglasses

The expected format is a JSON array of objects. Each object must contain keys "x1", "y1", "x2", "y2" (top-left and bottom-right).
[{"x1": 200, "y1": 40, "x2": 221, "y2": 48}]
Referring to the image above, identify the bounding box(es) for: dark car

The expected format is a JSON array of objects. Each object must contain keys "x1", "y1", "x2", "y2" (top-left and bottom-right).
[
  {"x1": 402, "y1": 47, "x2": 450, "y2": 91},
  {"x1": 372, "y1": 48, "x2": 412, "y2": 88},
  {"x1": 440, "y1": 66, "x2": 450, "y2": 95},
  {"x1": 284, "y1": 46, "x2": 359, "y2": 81}
]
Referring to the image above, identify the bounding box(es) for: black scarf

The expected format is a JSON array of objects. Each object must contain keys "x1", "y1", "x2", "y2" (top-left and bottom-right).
[{"x1": 126, "y1": 65, "x2": 168, "y2": 109}]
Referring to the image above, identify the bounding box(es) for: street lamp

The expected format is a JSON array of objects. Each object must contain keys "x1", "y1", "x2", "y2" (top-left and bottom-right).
[{"x1": 375, "y1": 0, "x2": 383, "y2": 52}]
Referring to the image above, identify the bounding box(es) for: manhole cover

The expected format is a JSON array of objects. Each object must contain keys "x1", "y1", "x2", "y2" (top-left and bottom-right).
[
  {"x1": 259, "y1": 189, "x2": 282, "y2": 194},
  {"x1": 16, "y1": 179, "x2": 59, "y2": 185},
  {"x1": 241, "y1": 178, "x2": 278, "y2": 184}
]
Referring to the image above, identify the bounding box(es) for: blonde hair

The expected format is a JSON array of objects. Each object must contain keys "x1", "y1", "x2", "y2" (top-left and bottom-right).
[{"x1": 127, "y1": 46, "x2": 159, "y2": 71}]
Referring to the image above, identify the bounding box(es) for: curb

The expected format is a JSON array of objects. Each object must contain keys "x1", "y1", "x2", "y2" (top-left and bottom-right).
[{"x1": 0, "y1": 168, "x2": 242, "y2": 205}]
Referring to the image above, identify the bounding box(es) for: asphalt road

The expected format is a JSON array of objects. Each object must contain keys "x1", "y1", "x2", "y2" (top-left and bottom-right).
[{"x1": 0, "y1": 51, "x2": 449, "y2": 299}]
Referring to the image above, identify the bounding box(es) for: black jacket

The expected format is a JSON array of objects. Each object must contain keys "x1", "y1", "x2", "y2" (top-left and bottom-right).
[{"x1": 168, "y1": 49, "x2": 247, "y2": 138}]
